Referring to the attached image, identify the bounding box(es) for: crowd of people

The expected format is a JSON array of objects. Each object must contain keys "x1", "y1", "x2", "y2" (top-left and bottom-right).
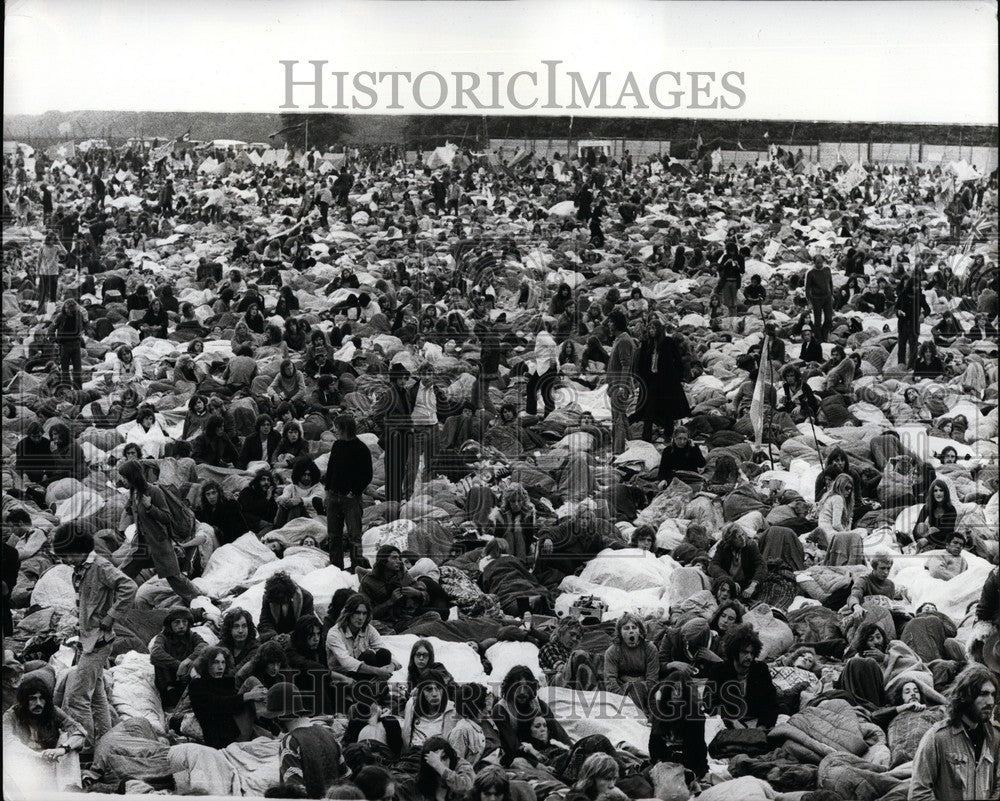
[{"x1": 1, "y1": 133, "x2": 999, "y2": 801}]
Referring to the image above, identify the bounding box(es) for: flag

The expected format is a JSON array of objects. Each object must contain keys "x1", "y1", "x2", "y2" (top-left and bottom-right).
[
  {"x1": 269, "y1": 121, "x2": 307, "y2": 139},
  {"x1": 749, "y1": 335, "x2": 773, "y2": 447},
  {"x1": 963, "y1": 210, "x2": 993, "y2": 255},
  {"x1": 150, "y1": 139, "x2": 176, "y2": 163},
  {"x1": 182, "y1": 128, "x2": 191, "y2": 142},
  {"x1": 763, "y1": 131, "x2": 770, "y2": 140},
  {"x1": 696, "y1": 134, "x2": 703, "y2": 150},
  {"x1": 737, "y1": 141, "x2": 746, "y2": 151},
  {"x1": 45, "y1": 141, "x2": 76, "y2": 160}
]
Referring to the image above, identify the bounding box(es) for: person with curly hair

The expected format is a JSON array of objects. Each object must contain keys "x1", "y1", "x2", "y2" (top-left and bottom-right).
[
  {"x1": 219, "y1": 608, "x2": 261, "y2": 677},
  {"x1": 188, "y1": 646, "x2": 266, "y2": 749},
  {"x1": 258, "y1": 571, "x2": 316, "y2": 643},
  {"x1": 492, "y1": 665, "x2": 571, "y2": 767},
  {"x1": 704, "y1": 623, "x2": 778, "y2": 729}
]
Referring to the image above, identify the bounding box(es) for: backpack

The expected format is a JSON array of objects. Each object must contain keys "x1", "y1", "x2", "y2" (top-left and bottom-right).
[{"x1": 158, "y1": 484, "x2": 197, "y2": 543}]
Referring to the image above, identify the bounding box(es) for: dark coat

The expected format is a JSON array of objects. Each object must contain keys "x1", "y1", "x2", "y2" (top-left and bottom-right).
[
  {"x1": 633, "y1": 336, "x2": 691, "y2": 426},
  {"x1": 258, "y1": 587, "x2": 316, "y2": 641}
]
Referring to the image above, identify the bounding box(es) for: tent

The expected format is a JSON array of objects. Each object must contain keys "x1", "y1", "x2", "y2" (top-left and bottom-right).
[{"x1": 426, "y1": 142, "x2": 459, "y2": 169}]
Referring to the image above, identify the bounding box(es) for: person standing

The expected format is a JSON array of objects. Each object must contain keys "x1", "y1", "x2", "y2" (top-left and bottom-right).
[
  {"x1": 909, "y1": 664, "x2": 996, "y2": 801},
  {"x1": 53, "y1": 530, "x2": 137, "y2": 745},
  {"x1": 632, "y1": 316, "x2": 690, "y2": 442},
  {"x1": 716, "y1": 241, "x2": 745, "y2": 312},
  {"x1": 382, "y1": 364, "x2": 414, "y2": 511},
  {"x1": 896, "y1": 275, "x2": 930, "y2": 369},
  {"x1": 525, "y1": 322, "x2": 559, "y2": 417},
  {"x1": 606, "y1": 310, "x2": 637, "y2": 455},
  {"x1": 805, "y1": 255, "x2": 835, "y2": 341},
  {"x1": 36, "y1": 233, "x2": 66, "y2": 310},
  {"x1": 324, "y1": 414, "x2": 373, "y2": 570},
  {"x1": 49, "y1": 298, "x2": 87, "y2": 389}
]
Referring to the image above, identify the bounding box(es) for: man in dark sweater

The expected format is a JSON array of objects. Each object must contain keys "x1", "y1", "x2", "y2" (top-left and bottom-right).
[
  {"x1": 324, "y1": 413, "x2": 373, "y2": 570},
  {"x1": 805, "y1": 255, "x2": 834, "y2": 341}
]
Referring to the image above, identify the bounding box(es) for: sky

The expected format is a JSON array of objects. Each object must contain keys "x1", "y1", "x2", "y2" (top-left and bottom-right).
[{"x1": 4, "y1": 0, "x2": 998, "y2": 124}]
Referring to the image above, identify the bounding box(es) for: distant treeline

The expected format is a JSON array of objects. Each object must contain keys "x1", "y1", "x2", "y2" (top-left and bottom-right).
[{"x1": 5, "y1": 111, "x2": 997, "y2": 152}]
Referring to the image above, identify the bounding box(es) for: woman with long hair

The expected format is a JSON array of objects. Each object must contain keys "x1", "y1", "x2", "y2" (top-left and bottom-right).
[
  {"x1": 188, "y1": 646, "x2": 265, "y2": 748},
  {"x1": 816, "y1": 473, "x2": 866, "y2": 566},
  {"x1": 360, "y1": 545, "x2": 430, "y2": 631},
  {"x1": 326, "y1": 593, "x2": 397, "y2": 708},
  {"x1": 405, "y1": 639, "x2": 453, "y2": 695},
  {"x1": 118, "y1": 460, "x2": 201, "y2": 603},
  {"x1": 492, "y1": 665, "x2": 571, "y2": 767},
  {"x1": 236, "y1": 639, "x2": 289, "y2": 734},
  {"x1": 191, "y1": 414, "x2": 239, "y2": 467},
  {"x1": 911, "y1": 479, "x2": 958, "y2": 551},
  {"x1": 195, "y1": 480, "x2": 248, "y2": 546},
  {"x1": 218, "y1": 608, "x2": 260, "y2": 677},
  {"x1": 566, "y1": 753, "x2": 619, "y2": 801}
]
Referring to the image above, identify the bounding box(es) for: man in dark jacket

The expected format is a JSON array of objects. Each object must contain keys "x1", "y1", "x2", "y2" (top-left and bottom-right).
[
  {"x1": 704, "y1": 624, "x2": 778, "y2": 729},
  {"x1": 657, "y1": 426, "x2": 706, "y2": 483},
  {"x1": 324, "y1": 414, "x2": 373, "y2": 570},
  {"x1": 805, "y1": 255, "x2": 834, "y2": 341},
  {"x1": 149, "y1": 607, "x2": 207, "y2": 707},
  {"x1": 259, "y1": 572, "x2": 316, "y2": 642},
  {"x1": 49, "y1": 298, "x2": 88, "y2": 389}
]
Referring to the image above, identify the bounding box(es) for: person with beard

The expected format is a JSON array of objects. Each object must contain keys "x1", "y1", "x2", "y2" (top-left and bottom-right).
[
  {"x1": 188, "y1": 646, "x2": 266, "y2": 749},
  {"x1": 704, "y1": 623, "x2": 778, "y2": 730},
  {"x1": 360, "y1": 545, "x2": 432, "y2": 631},
  {"x1": 237, "y1": 469, "x2": 280, "y2": 534},
  {"x1": 910, "y1": 664, "x2": 996, "y2": 801},
  {"x1": 149, "y1": 607, "x2": 207, "y2": 708},
  {"x1": 604, "y1": 613, "x2": 659, "y2": 715},
  {"x1": 2, "y1": 674, "x2": 87, "y2": 789},
  {"x1": 492, "y1": 665, "x2": 571, "y2": 767}
]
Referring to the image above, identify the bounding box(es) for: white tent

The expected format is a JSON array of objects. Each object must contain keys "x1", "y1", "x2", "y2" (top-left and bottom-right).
[{"x1": 426, "y1": 142, "x2": 458, "y2": 169}]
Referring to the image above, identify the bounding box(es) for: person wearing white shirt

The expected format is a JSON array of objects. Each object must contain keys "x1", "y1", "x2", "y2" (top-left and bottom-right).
[
  {"x1": 325, "y1": 594, "x2": 399, "y2": 706},
  {"x1": 526, "y1": 323, "x2": 559, "y2": 416}
]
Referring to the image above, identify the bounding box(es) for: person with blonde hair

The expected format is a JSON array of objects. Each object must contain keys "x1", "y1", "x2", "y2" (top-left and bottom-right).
[
  {"x1": 816, "y1": 473, "x2": 866, "y2": 566},
  {"x1": 566, "y1": 752, "x2": 619, "y2": 801}
]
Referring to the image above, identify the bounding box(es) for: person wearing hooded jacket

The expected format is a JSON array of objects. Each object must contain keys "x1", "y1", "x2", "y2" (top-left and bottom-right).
[{"x1": 149, "y1": 607, "x2": 207, "y2": 707}]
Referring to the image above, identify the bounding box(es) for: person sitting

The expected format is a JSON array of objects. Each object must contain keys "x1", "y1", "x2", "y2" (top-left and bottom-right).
[
  {"x1": 238, "y1": 414, "x2": 282, "y2": 469},
  {"x1": 492, "y1": 665, "x2": 571, "y2": 767},
  {"x1": 603, "y1": 613, "x2": 659, "y2": 714},
  {"x1": 815, "y1": 474, "x2": 866, "y2": 566},
  {"x1": 394, "y1": 737, "x2": 474, "y2": 800},
  {"x1": 704, "y1": 623, "x2": 779, "y2": 729},
  {"x1": 238, "y1": 469, "x2": 280, "y2": 534},
  {"x1": 191, "y1": 414, "x2": 240, "y2": 467},
  {"x1": 188, "y1": 646, "x2": 266, "y2": 749},
  {"x1": 798, "y1": 325, "x2": 823, "y2": 363},
  {"x1": 402, "y1": 670, "x2": 460, "y2": 752},
  {"x1": 845, "y1": 555, "x2": 911, "y2": 623},
  {"x1": 236, "y1": 640, "x2": 292, "y2": 735},
  {"x1": 2, "y1": 673, "x2": 88, "y2": 790},
  {"x1": 149, "y1": 607, "x2": 207, "y2": 709},
  {"x1": 707, "y1": 525, "x2": 767, "y2": 599},
  {"x1": 195, "y1": 480, "x2": 249, "y2": 546},
  {"x1": 657, "y1": 616, "x2": 722, "y2": 678},
  {"x1": 259, "y1": 571, "x2": 316, "y2": 643},
  {"x1": 273, "y1": 422, "x2": 309, "y2": 469},
  {"x1": 325, "y1": 593, "x2": 398, "y2": 706},
  {"x1": 564, "y1": 753, "x2": 620, "y2": 801},
  {"x1": 925, "y1": 533, "x2": 969, "y2": 580},
  {"x1": 910, "y1": 479, "x2": 958, "y2": 551},
  {"x1": 360, "y1": 545, "x2": 432, "y2": 632},
  {"x1": 656, "y1": 426, "x2": 706, "y2": 484},
  {"x1": 912, "y1": 340, "x2": 945, "y2": 380},
  {"x1": 274, "y1": 458, "x2": 326, "y2": 527},
  {"x1": 538, "y1": 618, "x2": 596, "y2": 689}
]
